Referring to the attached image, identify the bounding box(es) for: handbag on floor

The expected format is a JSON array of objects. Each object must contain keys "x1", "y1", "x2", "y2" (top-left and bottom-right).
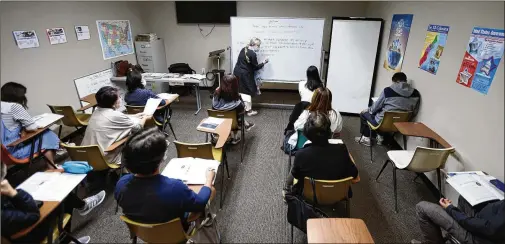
[
  {"x1": 187, "y1": 212, "x2": 220, "y2": 243},
  {"x1": 285, "y1": 179, "x2": 327, "y2": 233}
]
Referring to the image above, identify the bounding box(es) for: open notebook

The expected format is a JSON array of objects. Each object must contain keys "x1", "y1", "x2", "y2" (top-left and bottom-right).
[
  {"x1": 447, "y1": 172, "x2": 504, "y2": 206},
  {"x1": 17, "y1": 172, "x2": 86, "y2": 201},
  {"x1": 162, "y1": 157, "x2": 220, "y2": 185},
  {"x1": 32, "y1": 113, "x2": 64, "y2": 128}
]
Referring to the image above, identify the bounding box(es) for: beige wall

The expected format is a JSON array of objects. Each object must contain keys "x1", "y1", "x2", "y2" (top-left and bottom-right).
[
  {"x1": 366, "y1": 1, "x2": 504, "y2": 199},
  {"x1": 142, "y1": 1, "x2": 368, "y2": 75},
  {"x1": 0, "y1": 1, "x2": 148, "y2": 117}
]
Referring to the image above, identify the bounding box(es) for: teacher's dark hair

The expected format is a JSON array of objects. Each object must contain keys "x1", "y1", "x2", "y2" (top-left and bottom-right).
[
  {"x1": 214, "y1": 74, "x2": 240, "y2": 102},
  {"x1": 392, "y1": 72, "x2": 407, "y2": 83},
  {"x1": 305, "y1": 66, "x2": 323, "y2": 91},
  {"x1": 123, "y1": 127, "x2": 167, "y2": 175},
  {"x1": 95, "y1": 86, "x2": 119, "y2": 108},
  {"x1": 303, "y1": 111, "x2": 331, "y2": 146},
  {"x1": 1, "y1": 82, "x2": 28, "y2": 108},
  {"x1": 126, "y1": 68, "x2": 144, "y2": 93}
]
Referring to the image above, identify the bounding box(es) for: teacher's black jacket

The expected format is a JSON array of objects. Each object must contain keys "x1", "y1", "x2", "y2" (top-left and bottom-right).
[{"x1": 233, "y1": 47, "x2": 264, "y2": 96}]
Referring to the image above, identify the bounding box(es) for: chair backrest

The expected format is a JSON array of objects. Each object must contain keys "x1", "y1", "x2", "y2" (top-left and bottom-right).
[
  {"x1": 120, "y1": 216, "x2": 188, "y2": 244},
  {"x1": 296, "y1": 130, "x2": 308, "y2": 149},
  {"x1": 62, "y1": 144, "x2": 112, "y2": 171},
  {"x1": 174, "y1": 141, "x2": 214, "y2": 160},
  {"x1": 207, "y1": 109, "x2": 238, "y2": 130},
  {"x1": 377, "y1": 111, "x2": 411, "y2": 132},
  {"x1": 407, "y1": 146, "x2": 455, "y2": 173},
  {"x1": 124, "y1": 105, "x2": 145, "y2": 115},
  {"x1": 47, "y1": 105, "x2": 81, "y2": 127},
  {"x1": 303, "y1": 177, "x2": 354, "y2": 205}
]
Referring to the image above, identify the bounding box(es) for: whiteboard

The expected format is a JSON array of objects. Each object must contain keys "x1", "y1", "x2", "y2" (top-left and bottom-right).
[
  {"x1": 73, "y1": 69, "x2": 126, "y2": 113},
  {"x1": 326, "y1": 19, "x2": 382, "y2": 114},
  {"x1": 231, "y1": 17, "x2": 324, "y2": 82}
]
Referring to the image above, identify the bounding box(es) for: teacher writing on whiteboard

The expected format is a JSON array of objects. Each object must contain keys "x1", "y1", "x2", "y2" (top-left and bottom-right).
[{"x1": 233, "y1": 37, "x2": 269, "y2": 116}]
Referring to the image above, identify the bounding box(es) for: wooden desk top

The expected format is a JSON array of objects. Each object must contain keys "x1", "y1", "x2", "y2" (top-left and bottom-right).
[
  {"x1": 196, "y1": 118, "x2": 232, "y2": 149},
  {"x1": 11, "y1": 201, "x2": 60, "y2": 239},
  {"x1": 307, "y1": 218, "x2": 374, "y2": 244},
  {"x1": 78, "y1": 94, "x2": 97, "y2": 112},
  {"x1": 394, "y1": 122, "x2": 452, "y2": 148}
]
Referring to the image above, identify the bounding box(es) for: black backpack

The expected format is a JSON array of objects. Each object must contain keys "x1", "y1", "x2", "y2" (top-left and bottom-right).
[{"x1": 168, "y1": 63, "x2": 195, "y2": 74}]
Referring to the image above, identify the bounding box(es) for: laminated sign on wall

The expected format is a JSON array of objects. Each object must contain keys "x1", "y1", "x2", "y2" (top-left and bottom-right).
[
  {"x1": 383, "y1": 14, "x2": 414, "y2": 72},
  {"x1": 419, "y1": 24, "x2": 450, "y2": 75},
  {"x1": 456, "y1": 27, "x2": 504, "y2": 95}
]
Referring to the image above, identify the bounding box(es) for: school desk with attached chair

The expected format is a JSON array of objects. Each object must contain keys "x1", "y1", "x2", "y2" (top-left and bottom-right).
[
  {"x1": 393, "y1": 122, "x2": 452, "y2": 149},
  {"x1": 77, "y1": 93, "x2": 98, "y2": 113}
]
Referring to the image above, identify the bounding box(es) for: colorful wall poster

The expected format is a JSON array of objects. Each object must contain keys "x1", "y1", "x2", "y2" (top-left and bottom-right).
[
  {"x1": 456, "y1": 27, "x2": 504, "y2": 95},
  {"x1": 75, "y1": 26, "x2": 90, "y2": 41},
  {"x1": 12, "y1": 30, "x2": 40, "y2": 49},
  {"x1": 46, "y1": 28, "x2": 67, "y2": 45},
  {"x1": 96, "y1": 20, "x2": 134, "y2": 60},
  {"x1": 383, "y1": 14, "x2": 414, "y2": 72},
  {"x1": 419, "y1": 25, "x2": 450, "y2": 75}
]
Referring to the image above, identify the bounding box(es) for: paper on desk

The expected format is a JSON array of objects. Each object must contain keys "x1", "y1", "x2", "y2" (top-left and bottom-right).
[
  {"x1": 184, "y1": 74, "x2": 206, "y2": 80},
  {"x1": 447, "y1": 174, "x2": 504, "y2": 206},
  {"x1": 33, "y1": 113, "x2": 64, "y2": 128},
  {"x1": 17, "y1": 172, "x2": 86, "y2": 201},
  {"x1": 162, "y1": 157, "x2": 219, "y2": 184},
  {"x1": 143, "y1": 98, "x2": 162, "y2": 116},
  {"x1": 157, "y1": 93, "x2": 178, "y2": 100}
]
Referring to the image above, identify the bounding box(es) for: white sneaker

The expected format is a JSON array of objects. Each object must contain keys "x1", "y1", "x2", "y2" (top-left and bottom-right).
[
  {"x1": 78, "y1": 190, "x2": 106, "y2": 216},
  {"x1": 377, "y1": 134, "x2": 384, "y2": 145},
  {"x1": 355, "y1": 136, "x2": 371, "y2": 147},
  {"x1": 70, "y1": 236, "x2": 91, "y2": 244},
  {"x1": 246, "y1": 110, "x2": 258, "y2": 116}
]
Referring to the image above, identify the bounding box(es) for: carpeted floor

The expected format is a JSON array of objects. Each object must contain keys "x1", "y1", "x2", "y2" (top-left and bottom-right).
[{"x1": 71, "y1": 94, "x2": 437, "y2": 243}]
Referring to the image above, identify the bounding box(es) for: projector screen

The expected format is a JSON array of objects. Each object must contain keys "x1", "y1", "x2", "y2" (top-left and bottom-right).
[
  {"x1": 231, "y1": 17, "x2": 324, "y2": 82},
  {"x1": 326, "y1": 18, "x2": 383, "y2": 114}
]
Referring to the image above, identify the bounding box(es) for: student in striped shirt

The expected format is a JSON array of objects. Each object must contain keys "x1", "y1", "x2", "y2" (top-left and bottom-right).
[{"x1": 1, "y1": 82, "x2": 60, "y2": 168}]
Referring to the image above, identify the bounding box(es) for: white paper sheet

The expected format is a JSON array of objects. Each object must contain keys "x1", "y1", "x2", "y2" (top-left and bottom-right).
[
  {"x1": 162, "y1": 157, "x2": 220, "y2": 185},
  {"x1": 17, "y1": 172, "x2": 86, "y2": 201},
  {"x1": 447, "y1": 174, "x2": 504, "y2": 206},
  {"x1": 33, "y1": 113, "x2": 64, "y2": 128},
  {"x1": 75, "y1": 26, "x2": 90, "y2": 41},
  {"x1": 197, "y1": 117, "x2": 225, "y2": 130},
  {"x1": 46, "y1": 28, "x2": 67, "y2": 45},
  {"x1": 13, "y1": 30, "x2": 40, "y2": 49},
  {"x1": 157, "y1": 93, "x2": 179, "y2": 100},
  {"x1": 143, "y1": 98, "x2": 162, "y2": 116}
]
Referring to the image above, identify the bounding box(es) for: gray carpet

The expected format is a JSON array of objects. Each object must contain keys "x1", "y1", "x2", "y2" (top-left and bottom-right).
[{"x1": 71, "y1": 94, "x2": 437, "y2": 243}]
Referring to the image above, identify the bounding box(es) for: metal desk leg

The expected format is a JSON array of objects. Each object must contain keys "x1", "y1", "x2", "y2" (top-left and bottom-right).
[{"x1": 194, "y1": 84, "x2": 202, "y2": 115}]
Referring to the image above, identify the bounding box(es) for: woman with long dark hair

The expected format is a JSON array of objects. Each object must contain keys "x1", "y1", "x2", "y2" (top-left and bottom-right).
[
  {"x1": 299, "y1": 66, "x2": 323, "y2": 102},
  {"x1": 0, "y1": 82, "x2": 60, "y2": 168},
  {"x1": 213, "y1": 74, "x2": 255, "y2": 144}
]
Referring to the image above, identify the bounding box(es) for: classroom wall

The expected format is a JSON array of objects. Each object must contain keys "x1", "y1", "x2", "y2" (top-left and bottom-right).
[
  {"x1": 0, "y1": 1, "x2": 148, "y2": 118},
  {"x1": 141, "y1": 1, "x2": 368, "y2": 76},
  {"x1": 366, "y1": 2, "x2": 504, "y2": 200}
]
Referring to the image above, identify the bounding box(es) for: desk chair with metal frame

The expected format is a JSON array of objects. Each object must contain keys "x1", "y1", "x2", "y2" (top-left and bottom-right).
[
  {"x1": 361, "y1": 111, "x2": 411, "y2": 163},
  {"x1": 207, "y1": 109, "x2": 245, "y2": 162},
  {"x1": 124, "y1": 104, "x2": 177, "y2": 139},
  {"x1": 47, "y1": 105, "x2": 91, "y2": 138},
  {"x1": 375, "y1": 146, "x2": 454, "y2": 212},
  {"x1": 174, "y1": 141, "x2": 229, "y2": 209}
]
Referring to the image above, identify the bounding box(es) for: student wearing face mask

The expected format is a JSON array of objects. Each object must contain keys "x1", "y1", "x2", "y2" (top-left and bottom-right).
[
  {"x1": 81, "y1": 86, "x2": 151, "y2": 165},
  {"x1": 233, "y1": 37, "x2": 270, "y2": 116},
  {"x1": 124, "y1": 69, "x2": 166, "y2": 124}
]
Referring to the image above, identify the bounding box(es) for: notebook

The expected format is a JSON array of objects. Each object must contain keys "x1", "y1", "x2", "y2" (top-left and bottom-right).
[
  {"x1": 197, "y1": 117, "x2": 224, "y2": 131},
  {"x1": 447, "y1": 173, "x2": 504, "y2": 206},
  {"x1": 143, "y1": 98, "x2": 162, "y2": 116},
  {"x1": 162, "y1": 157, "x2": 220, "y2": 184},
  {"x1": 32, "y1": 113, "x2": 64, "y2": 128}
]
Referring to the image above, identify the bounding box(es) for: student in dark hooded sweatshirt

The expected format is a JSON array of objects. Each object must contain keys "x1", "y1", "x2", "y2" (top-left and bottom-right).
[{"x1": 355, "y1": 72, "x2": 420, "y2": 146}]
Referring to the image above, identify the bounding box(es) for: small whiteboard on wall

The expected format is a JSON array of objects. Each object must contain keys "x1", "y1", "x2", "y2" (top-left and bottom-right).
[
  {"x1": 326, "y1": 18, "x2": 383, "y2": 114},
  {"x1": 73, "y1": 69, "x2": 126, "y2": 113},
  {"x1": 231, "y1": 17, "x2": 325, "y2": 82}
]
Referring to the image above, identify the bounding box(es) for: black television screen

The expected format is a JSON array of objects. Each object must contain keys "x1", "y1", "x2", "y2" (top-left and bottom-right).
[{"x1": 175, "y1": 1, "x2": 236, "y2": 24}]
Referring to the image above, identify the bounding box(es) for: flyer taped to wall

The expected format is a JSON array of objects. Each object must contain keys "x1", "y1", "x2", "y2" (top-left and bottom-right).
[
  {"x1": 46, "y1": 27, "x2": 67, "y2": 45},
  {"x1": 383, "y1": 14, "x2": 414, "y2": 72},
  {"x1": 419, "y1": 25, "x2": 450, "y2": 75},
  {"x1": 12, "y1": 30, "x2": 40, "y2": 49},
  {"x1": 456, "y1": 27, "x2": 504, "y2": 95}
]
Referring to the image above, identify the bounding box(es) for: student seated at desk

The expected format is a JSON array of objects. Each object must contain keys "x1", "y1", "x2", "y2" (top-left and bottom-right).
[
  {"x1": 284, "y1": 87, "x2": 342, "y2": 152},
  {"x1": 284, "y1": 66, "x2": 323, "y2": 135},
  {"x1": 414, "y1": 196, "x2": 505, "y2": 244},
  {"x1": 0, "y1": 82, "x2": 60, "y2": 168},
  {"x1": 284, "y1": 112, "x2": 359, "y2": 195},
  {"x1": 115, "y1": 128, "x2": 216, "y2": 230},
  {"x1": 355, "y1": 72, "x2": 420, "y2": 146},
  {"x1": 1, "y1": 163, "x2": 104, "y2": 243},
  {"x1": 82, "y1": 86, "x2": 150, "y2": 164},
  {"x1": 124, "y1": 69, "x2": 166, "y2": 123},
  {"x1": 212, "y1": 74, "x2": 254, "y2": 144}
]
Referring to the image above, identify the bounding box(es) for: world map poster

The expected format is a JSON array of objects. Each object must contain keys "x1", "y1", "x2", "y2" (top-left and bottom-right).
[
  {"x1": 456, "y1": 27, "x2": 504, "y2": 95},
  {"x1": 418, "y1": 25, "x2": 450, "y2": 75},
  {"x1": 96, "y1": 20, "x2": 134, "y2": 60}
]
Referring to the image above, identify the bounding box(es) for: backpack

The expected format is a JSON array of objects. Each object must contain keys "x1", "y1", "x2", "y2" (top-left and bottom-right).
[
  {"x1": 286, "y1": 179, "x2": 327, "y2": 233},
  {"x1": 168, "y1": 63, "x2": 196, "y2": 74},
  {"x1": 113, "y1": 61, "x2": 144, "y2": 77}
]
